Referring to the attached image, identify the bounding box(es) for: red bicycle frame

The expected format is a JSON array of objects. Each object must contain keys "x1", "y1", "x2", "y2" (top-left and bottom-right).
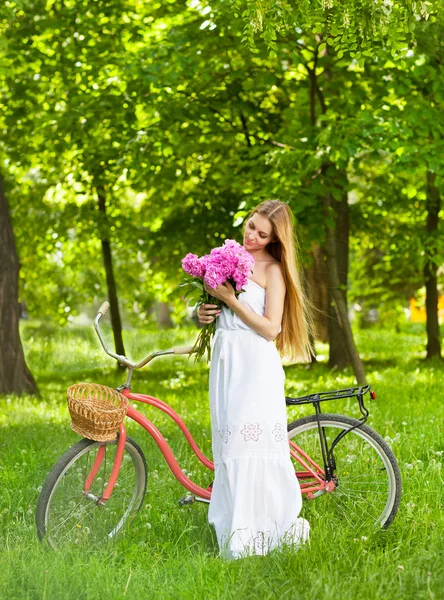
[{"x1": 87, "y1": 389, "x2": 335, "y2": 505}]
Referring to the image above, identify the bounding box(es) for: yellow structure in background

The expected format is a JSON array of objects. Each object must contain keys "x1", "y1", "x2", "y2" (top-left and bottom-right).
[{"x1": 410, "y1": 297, "x2": 444, "y2": 323}]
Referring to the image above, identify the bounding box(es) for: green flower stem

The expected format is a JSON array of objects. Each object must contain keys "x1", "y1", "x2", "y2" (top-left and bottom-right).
[
  {"x1": 185, "y1": 282, "x2": 244, "y2": 362},
  {"x1": 191, "y1": 291, "x2": 221, "y2": 362}
]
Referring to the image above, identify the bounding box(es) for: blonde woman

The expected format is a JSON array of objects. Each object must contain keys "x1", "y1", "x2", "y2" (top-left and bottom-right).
[{"x1": 198, "y1": 199, "x2": 312, "y2": 559}]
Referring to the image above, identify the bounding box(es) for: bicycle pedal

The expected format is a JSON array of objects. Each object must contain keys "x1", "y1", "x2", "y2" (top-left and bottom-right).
[{"x1": 178, "y1": 495, "x2": 196, "y2": 507}]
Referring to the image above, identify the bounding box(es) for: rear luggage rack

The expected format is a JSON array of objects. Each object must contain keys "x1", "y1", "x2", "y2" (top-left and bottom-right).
[{"x1": 286, "y1": 385, "x2": 372, "y2": 407}]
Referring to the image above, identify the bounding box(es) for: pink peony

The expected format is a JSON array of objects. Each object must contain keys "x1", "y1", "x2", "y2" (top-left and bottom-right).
[
  {"x1": 182, "y1": 253, "x2": 205, "y2": 278},
  {"x1": 181, "y1": 239, "x2": 255, "y2": 361},
  {"x1": 231, "y1": 268, "x2": 249, "y2": 291},
  {"x1": 204, "y1": 264, "x2": 227, "y2": 289},
  {"x1": 182, "y1": 239, "x2": 254, "y2": 291}
]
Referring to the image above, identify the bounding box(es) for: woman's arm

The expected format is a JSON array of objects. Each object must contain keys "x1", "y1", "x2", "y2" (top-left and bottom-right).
[{"x1": 205, "y1": 263, "x2": 286, "y2": 341}]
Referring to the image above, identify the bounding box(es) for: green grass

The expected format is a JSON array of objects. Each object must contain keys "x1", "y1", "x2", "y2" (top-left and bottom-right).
[{"x1": 0, "y1": 322, "x2": 443, "y2": 599}]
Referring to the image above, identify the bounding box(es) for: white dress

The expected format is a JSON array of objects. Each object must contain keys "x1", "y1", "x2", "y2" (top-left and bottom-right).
[{"x1": 208, "y1": 278, "x2": 309, "y2": 559}]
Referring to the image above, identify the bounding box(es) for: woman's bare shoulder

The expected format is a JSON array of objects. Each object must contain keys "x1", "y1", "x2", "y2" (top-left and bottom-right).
[
  {"x1": 265, "y1": 260, "x2": 283, "y2": 273},
  {"x1": 265, "y1": 261, "x2": 284, "y2": 285}
]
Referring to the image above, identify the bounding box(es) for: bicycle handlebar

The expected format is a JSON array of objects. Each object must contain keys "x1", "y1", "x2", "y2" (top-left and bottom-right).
[
  {"x1": 94, "y1": 301, "x2": 195, "y2": 369},
  {"x1": 173, "y1": 346, "x2": 195, "y2": 355},
  {"x1": 98, "y1": 301, "x2": 110, "y2": 316}
]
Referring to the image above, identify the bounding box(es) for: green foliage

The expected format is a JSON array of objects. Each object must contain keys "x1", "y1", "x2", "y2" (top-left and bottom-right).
[
  {"x1": 1, "y1": 0, "x2": 443, "y2": 328},
  {"x1": 233, "y1": 0, "x2": 444, "y2": 64},
  {"x1": 348, "y1": 16, "x2": 444, "y2": 310}
]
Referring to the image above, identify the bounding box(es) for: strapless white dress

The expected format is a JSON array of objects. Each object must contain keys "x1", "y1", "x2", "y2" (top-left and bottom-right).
[{"x1": 208, "y1": 278, "x2": 309, "y2": 559}]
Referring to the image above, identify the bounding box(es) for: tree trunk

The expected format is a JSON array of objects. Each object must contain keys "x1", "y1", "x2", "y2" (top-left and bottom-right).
[
  {"x1": 306, "y1": 244, "x2": 328, "y2": 344},
  {"x1": 328, "y1": 190, "x2": 352, "y2": 369},
  {"x1": 303, "y1": 261, "x2": 319, "y2": 363},
  {"x1": 323, "y1": 188, "x2": 366, "y2": 384},
  {"x1": 156, "y1": 301, "x2": 174, "y2": 328},
  {"x1": 0, "y1": 174, "x2": 39, "y2": 395},
  {"x1": 307, "y1": 49, "x2": 363, "y2": 380},
  {"x1": 305, "y1": 54, "x2": 328, "y2": 351},
  {"x1": 424, "y1": 171, "x2": 441, "y2": 359},
  {"x1": 96, "y1": 187, "x2": 126, "y2": 361}
]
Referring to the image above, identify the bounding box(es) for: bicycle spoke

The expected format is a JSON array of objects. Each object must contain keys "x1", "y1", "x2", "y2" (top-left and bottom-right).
[
  {"x1": 39, "y1": 438, "x2": 147, "y2": 548},
  {"x1": 289, "y1": 416, "x2": 400, "y2": 529},
  {"x1": 330, "y1": 499, "x2": 356, "y2": 528},
  {"x1": 339, "y1": 479, "x2": 388, "y2": 485},
  {"x1": 49, "y1": 497, "x2": 90, "y2": 535},
  {"x1": 55, "y1": 502, "x2": 100, "y2": 545},
  {"x1": 338, "y1": 488, "x2": 388, "y2": 494}
]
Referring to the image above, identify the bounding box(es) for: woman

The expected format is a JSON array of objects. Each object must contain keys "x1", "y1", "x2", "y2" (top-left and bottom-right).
[{"x1": 198, "y1": 199, "x2": 312, "y2": 559}]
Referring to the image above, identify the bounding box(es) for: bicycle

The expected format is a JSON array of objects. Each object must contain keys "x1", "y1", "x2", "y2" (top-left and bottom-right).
[{"x1": 36, "y1": 302, "x2": 402, "y2": 549}]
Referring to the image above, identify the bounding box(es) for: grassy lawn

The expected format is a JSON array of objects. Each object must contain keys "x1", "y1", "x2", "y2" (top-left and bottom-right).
[{"x1": 0, "y1": 321, "x2": 443, "y2": 599}]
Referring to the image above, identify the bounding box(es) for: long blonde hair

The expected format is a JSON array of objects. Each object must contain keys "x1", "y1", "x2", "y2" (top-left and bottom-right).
[{"x1": 247, "y1": 200, "x2": 313, "y2": 363}]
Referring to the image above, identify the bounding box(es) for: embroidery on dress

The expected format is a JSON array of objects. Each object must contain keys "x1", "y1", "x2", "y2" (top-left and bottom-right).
[
  {"x1": 253, "y1": 530, "x2": 272, "y2": 554},
  {"x1": 223, "y1": 424, "x2": 232, "y2": 444},
  {"x1": 272, "y1": 423, "x2": 287, "y2": 442},
  {"x1": 213, "y1": 429, "x2": 223, "y2": 454},
  {"x1": 240, "y1": 423, "x2": 263, "y2": 442}
]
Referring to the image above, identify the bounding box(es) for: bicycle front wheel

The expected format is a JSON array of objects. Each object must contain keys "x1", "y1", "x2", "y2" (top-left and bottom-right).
[
  {"x1": 36, "y1": 436, "x2": 147, "y2": 549},
  {"x1": 288, "y1": 414, "x2": 401, "y2": 529}
]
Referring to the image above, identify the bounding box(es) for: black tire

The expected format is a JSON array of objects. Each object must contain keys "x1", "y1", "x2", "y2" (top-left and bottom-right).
[
  {"x1": 36, "y1": 436, "x2": 147, "y2": 549},
  {"x1": 288, "y1": 414, "x2": 402, "y2": 529}
]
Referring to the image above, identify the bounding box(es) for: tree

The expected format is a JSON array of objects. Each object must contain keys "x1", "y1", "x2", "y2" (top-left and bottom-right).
[
  {"x1": 2, "y1": 0, "x2": 442, "y2": 378},
  {"x1": 349, "y1": 15, "x2": 444, "y2": 358},
  {"x1": 1, "y1": 0, "x2": 149, "y2": 351},
  {"x1": 231, "y1": 0, "x2": 444, "y2": 377},
  {"x1": 0, "y1": 174, "x2": 38, "y2": 395}
]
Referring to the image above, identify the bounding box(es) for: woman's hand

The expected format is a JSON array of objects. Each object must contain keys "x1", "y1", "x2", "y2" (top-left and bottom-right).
[
  {"x1": 204, "y1": 281, "x2": 236, "y2": 306},
  {"x1": 197, "y1": 304, "x2": 222, "y2": 325}
]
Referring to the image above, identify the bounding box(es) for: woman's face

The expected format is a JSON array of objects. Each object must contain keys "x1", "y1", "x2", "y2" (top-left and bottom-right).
[{"x1": 243, "y1": 212, "x2": 275, "y2": 252}]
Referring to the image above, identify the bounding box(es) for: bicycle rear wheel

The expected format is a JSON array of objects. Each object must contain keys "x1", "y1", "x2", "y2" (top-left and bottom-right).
[
  {"x1": 288, "y1": 414, "x2": 401, "y2": 529},
  {"x1": 36, "y1": 436, "x2": 147, "y2": 549}
]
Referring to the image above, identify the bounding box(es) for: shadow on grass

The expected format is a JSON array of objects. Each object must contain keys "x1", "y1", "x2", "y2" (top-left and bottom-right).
[
  {"x1": 31, "y1": 362, "x2": 208, "y2": 401},
  {"x1": 286, "y1": 354, "x2": 444, "y2": 378},
  {"x1": 35, "y1": 367, "x2": 117, "y2": 386}
]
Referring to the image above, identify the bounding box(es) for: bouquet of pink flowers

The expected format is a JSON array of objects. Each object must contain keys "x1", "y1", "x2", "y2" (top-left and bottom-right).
[{"x1": 181, "y1": 239, "x2": 255, "y2": 361}]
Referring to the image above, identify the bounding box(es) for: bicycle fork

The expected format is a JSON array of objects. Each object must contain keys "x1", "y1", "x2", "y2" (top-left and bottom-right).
[{"x1": 82, "y1": 423, "x2": 127, "y2": 505}]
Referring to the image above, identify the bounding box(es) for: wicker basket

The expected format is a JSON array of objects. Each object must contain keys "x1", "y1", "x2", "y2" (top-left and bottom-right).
[{"x1": 67, "y1": 383, "x2": 128, "y2": 442}]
